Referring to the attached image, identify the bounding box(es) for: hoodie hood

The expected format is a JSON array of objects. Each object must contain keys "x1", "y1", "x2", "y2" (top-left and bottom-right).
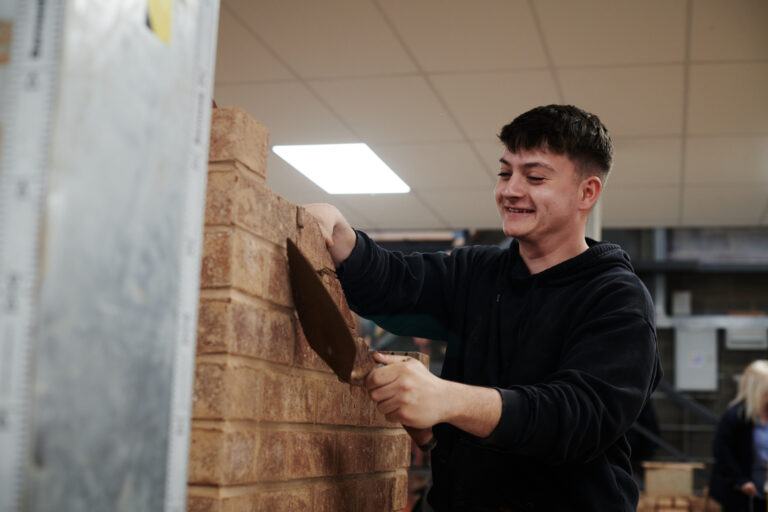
[{"x1": 503, "y1": 237, "x2": 635, "y2": 287}]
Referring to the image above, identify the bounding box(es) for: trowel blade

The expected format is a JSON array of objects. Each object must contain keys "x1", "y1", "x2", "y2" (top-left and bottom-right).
[{"x1": 286, "y1": 238, "x2": 357, "y2": 383}]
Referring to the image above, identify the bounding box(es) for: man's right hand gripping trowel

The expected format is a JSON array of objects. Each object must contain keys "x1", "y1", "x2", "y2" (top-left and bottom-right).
[{"x1": 286, "y1": 238, "x2": 436, "y2": 452}]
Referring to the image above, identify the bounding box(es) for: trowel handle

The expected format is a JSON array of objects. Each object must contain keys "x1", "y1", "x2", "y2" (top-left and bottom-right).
[{"x1": 405, "y1": 426, "x2": 437, "y2": 452}]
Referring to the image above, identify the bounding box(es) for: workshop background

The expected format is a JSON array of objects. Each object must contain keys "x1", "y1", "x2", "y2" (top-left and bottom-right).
[{"x1": 210, "y1": 1, "x2": 768, "y2": 510}]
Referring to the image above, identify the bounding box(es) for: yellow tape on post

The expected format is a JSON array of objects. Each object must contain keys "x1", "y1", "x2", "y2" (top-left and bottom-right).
[{"x1": 147, "y1": 0, "x2": 173, "y2": 44}]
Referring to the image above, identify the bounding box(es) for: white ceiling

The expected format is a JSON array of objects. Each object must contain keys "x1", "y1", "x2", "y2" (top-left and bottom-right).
[{"x1": 213, "y1": 0, "x2": 768, "y2": 231}]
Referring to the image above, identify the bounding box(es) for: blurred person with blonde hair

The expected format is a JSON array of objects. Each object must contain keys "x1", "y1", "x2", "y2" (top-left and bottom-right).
[{"x1": 710, "y1": 360, "x2": 768, "y2": 511}]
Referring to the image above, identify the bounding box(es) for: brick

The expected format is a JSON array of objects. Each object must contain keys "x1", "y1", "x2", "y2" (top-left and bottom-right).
[
  {"x1": 205, "y1": 168, "x2": 298, "y2": 247},
  {"x1": 209, "y1": 107, "x2": 268, "y2": 179},
  {"x1": 230, "y1": 300, "x2": 294, "y2": 363},
  {"x1": 337, "y1": 432, "x2": 376, "y2": 475},
  {"x1": 392, "y1": 469, "x2": 409, "y2": 511},
  {"x1": 188, "y1": 426, "x2": 257, "y2": 484},
  {"x1": 197, "y1": 297, "x2": 294, "y2": 364},
  {"x1": 203, "y1": 228, "x2": 292, "y2": 305},
  {"x1": 380, "y1": 351, "x2": 430, "y2": 368},
  {"x1": 255, "y1": 430, "x2": 290, "y2": 482},
  {"x1": 234, "y1": 177, "x2": 297, "y2": 248},
  {"x1": 187, "y1": 495, "x2": 221, "y2": 512},
  {"x1": 187, "y1": 494, "x2": 256, "y2": 512},
  {"x1": 313, "y1": 481, "x2": 352, "y2": 512},
  {"x1": 204, "y1": 171, "x2": 236, "y2": 226},
  {"x1": 314, "y1": 476, "x2": 395, "y2": 512},
  {"x1": 289, "y1": 430, "x2": 337, "y2": 478},
  {"x1": 200, "y1": 230, "x2": 233, "y2": 288},
  {"x1": 316, "y1": 378, "x2": 370, "y2": 426},
  {"x1": 232, "y1": 230, "x2": 292, "y2": 306},
  {"x1": 254, "y1": 488, "x2": 312, "y2": 511},
  {"x1": 192, "y1": 361, "x2": 262, "y2": 420},
  {"x1": 261, "y1": 370, "x2": 315, "y2": 423},
  {"x1": 374, "y1": 431, "x2": 411, "y2": 471},
  {"x1": 197, "y1": 299, "x2": 230, "y2": 353},
  {"x1": 355, "y1": 476, "x2": 395, "y2": 512}
]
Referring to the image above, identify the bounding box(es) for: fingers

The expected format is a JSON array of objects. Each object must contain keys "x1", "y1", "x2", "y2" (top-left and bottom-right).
[
  {"x1": 301, "y1": 203, "x2": 335, "y2": 247},
  {"x1": 372, "y1": 351, "x2": 411, "y2": 365},
  {"x1": 364, "y1": 362, "x2": 399, "y2": 391},
  {"x1": 365, "y1": 354, "x2": 415, "y2": 391}
]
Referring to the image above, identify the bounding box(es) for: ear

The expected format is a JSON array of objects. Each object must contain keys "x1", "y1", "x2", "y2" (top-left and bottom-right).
[{"x1": 578, "y1": 176, "x2": 602, "y2": 211}]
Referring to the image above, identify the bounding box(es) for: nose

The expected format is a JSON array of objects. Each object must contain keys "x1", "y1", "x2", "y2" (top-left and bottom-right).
[{"x1": 499, "y1": 173, "x2": 525, "y2": 198}]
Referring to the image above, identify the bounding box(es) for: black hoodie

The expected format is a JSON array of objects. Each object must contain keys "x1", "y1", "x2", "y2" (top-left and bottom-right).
[{"x1": 338, "y1": 231, "x2": 663, "y2": 511}]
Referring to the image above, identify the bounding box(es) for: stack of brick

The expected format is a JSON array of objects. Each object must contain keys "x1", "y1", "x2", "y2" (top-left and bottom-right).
[
  {"x1": 637, "y1": 494, "x2": 720, "y2": 512},
  {"x1": 187, "y1": 108, "x2": 410, "y2": 511}
]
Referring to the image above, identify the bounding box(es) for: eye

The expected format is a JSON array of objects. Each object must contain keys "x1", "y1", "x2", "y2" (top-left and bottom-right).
[
  {"x1": 497, "y1": 171, "x2": 511, "y2": 179},
  {"x1": 528, "y1": 176, "x2": 545, "y2": 183}
]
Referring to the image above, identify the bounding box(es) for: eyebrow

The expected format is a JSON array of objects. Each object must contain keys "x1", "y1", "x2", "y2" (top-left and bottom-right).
[{"x1": 498, "y1": 158, "x2": 556, "y2": 172}]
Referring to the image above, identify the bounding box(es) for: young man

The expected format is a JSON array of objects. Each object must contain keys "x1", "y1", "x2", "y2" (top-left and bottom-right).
[{"x1": 305, "y1": 105, "x2": 662, "y2": 511}]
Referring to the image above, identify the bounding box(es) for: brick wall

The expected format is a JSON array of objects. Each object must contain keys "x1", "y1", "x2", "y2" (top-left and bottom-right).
[{"x1": 187, "y1": 108, "x2": 410, "y2": 511}]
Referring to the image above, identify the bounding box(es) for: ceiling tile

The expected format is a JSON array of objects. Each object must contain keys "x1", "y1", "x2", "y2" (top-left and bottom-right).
[
  {"x1": 535, "y1": 0, "x2": 686, "y2": 66},
  {"x1": 419, "y1": 188, "x2": 500, "y2": 229},
  {"x1": 215, "y1": 7, "x2": 293, "y2": 84},
  {"x1": 224, "y1": 0, "x2": 416, "y2": 78},
  {"x1": 601, "y1": 186, "x2": 680, "y2": 228},
  {"x1": 377, "y1": 0, "x2": 546, "y2": 72},
  {"x1": 336, "y1": 194, "x2": 448, "y2": 230},
  {"x1": 685, "y1": 136, "x2": 768, "y2": 185},
  {"x1": 559, "y1": 65, "x2": 684, "y2": 136},
  {"x1": 471, "y1": 140, "x2": 507, "y2": 177},
  {"x1": 266, "y1": 154, "x2": 377, "y2": 229},
  {"x1": 371, "y1": 142, "x2": 494, "y2": 191},
  {"x1": 682, "y1": 185, "x2": 768, "y2": 226},
  {"x1": 213, "y1": 82, "x2": 357, "y2": 145},
  {"x1": 688, "y1": 63, "x2": 768, "y2": 134},
  {"x1": 431, "y1": 70, "x2": 559, "y2": 140},
  {"x1": 310, "y1": 76, "x2": 462, "y2": 143},
  {"x1": 609, "y1": 137, "x2": 682, "y2": 187},
  {"x1": 691, "y1": 0, "x2": 768, "y2": 61}
]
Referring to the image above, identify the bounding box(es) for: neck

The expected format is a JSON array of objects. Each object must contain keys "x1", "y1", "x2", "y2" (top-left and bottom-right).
[{"x1": 518, "y1": 234, "x2": 590, "y2": 275}]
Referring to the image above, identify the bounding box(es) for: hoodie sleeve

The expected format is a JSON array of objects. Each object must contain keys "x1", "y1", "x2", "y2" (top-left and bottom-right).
[
  {"x1": 484, "y1": 276, "x2": 661, "y2": 464},
  {"x1": 337, "y1": 230, "x2": 465, "y2": 339}
]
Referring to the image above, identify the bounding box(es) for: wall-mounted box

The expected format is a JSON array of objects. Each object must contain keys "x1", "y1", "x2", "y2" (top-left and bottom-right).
[
  {"x1": 674, "y1": 328, "x2": 717, "y2": 391},
  {"x1": 725, "y1": 328, "x2": 767, "y2": 350}
]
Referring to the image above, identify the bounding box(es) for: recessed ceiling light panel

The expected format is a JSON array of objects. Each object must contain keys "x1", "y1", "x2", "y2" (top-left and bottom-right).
[{"x1": 272, "y1": 143, "x2": 410, "y2": 194}]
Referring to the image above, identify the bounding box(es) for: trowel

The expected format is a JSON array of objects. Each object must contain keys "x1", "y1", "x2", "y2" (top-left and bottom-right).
[
  {"x1": 286, "y1": 238, "x2": 436, "y2": 451},
  {"x1": 286, "y1": 237, "x2": 377, "y2": 385}
]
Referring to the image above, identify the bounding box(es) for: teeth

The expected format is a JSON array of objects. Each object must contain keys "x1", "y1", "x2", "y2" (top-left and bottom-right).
[{"x1": 507, "y1": 208, "x2": 532, "y2": 213}]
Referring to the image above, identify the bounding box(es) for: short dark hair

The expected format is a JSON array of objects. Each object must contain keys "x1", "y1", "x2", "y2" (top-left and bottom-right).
[{"x1": 498, "y1": 105, "x2": 613, "y2": 181}]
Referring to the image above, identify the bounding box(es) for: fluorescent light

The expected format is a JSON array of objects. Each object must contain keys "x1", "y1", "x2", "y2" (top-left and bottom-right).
[{"x1": 272, "y1": 143, "x2": 410, "y2": 194}]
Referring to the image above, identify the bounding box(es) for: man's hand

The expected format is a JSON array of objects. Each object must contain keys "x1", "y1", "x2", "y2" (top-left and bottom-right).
[
  {"x1": 302, "y1": 203, "x2": 356, "y2": 267},
  {"x1": 366, "y1": 352, "x2": 449, "y2": 429},
  {"x1": 740, "y1": 481, "x2": 757, "y2": 497},
  {"x1": 366, "y1": 352, "x2": 503, "y2": 437}
]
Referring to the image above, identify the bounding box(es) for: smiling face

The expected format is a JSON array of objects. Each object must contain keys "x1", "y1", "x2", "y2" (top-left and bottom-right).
[{"x1": 494, "y1": 146, "x2": 598, "y2": 251}]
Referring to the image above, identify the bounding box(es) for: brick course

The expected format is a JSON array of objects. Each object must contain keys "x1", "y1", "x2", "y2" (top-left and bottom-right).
[{"x1": 187, "y1": 108, "x2": 410, "y2": 510}]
